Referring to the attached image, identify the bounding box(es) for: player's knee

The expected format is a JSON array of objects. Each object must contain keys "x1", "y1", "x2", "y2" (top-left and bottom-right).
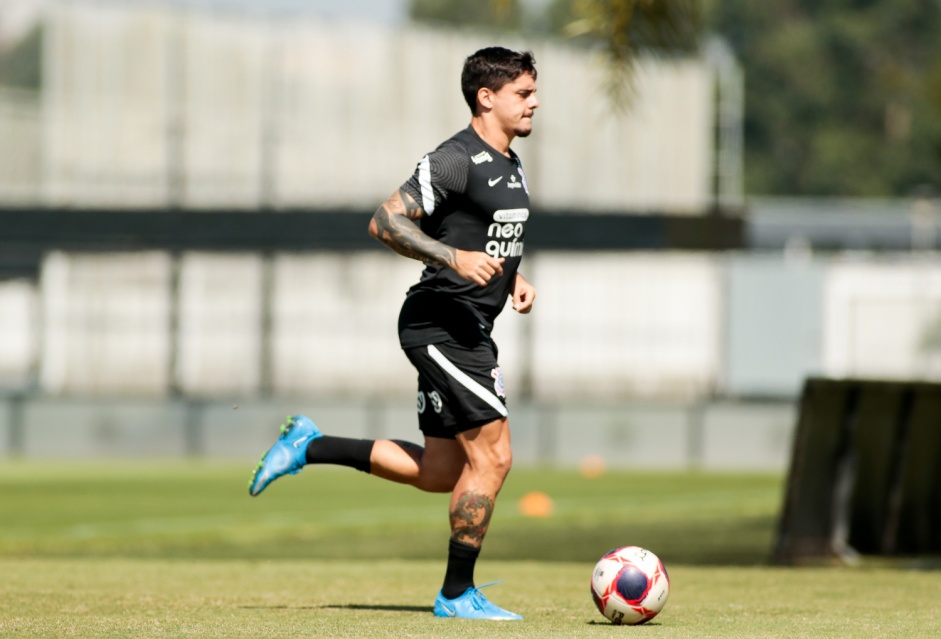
[
  {"x1": 484, "y1": 445, "x2": 513, "y2": 481},
  {"x1": 498, "y1": 448, "x2": 513, "y2": 478}
]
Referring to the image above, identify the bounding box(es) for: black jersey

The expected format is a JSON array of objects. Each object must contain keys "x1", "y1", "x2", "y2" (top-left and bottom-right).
[{"x1": 398, "y1": 126, "x2": 531, "y2": 349}]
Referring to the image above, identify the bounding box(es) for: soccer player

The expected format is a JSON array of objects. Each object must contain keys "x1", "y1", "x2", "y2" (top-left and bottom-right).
[{"x1": 248, "y1": 46, "x2": 538, "y2": 621}]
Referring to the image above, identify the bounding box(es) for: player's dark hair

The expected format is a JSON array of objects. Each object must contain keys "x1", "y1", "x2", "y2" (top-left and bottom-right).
[{"x1": 461, "y1": 47, "x2": 537, "y2": 115}]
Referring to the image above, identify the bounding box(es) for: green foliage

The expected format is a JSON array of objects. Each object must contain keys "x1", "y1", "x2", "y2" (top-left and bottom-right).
[
  {"x1": 409, "y1": 0, "x2": 524, "y2": 31},
  {"x1": 429, "y1": 0, "x2": 941, "y2": 197},
  {"x1": 549, "y1": 0, "x2": 702, "y2": 57},
  {"x1": 705, "y1": 0, "x2": 941, "y2": 196},
  {"x1": 0, "y1": 25, "x2": 42, "y2": 89}
]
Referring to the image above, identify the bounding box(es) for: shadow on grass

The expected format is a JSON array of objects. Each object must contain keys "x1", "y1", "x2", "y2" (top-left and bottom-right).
[
  {"x1": 244, "y1": 513, "x2": 778, "y2": 567},
  {"x1": 323, "y1": 604, "x2": 434, "y2": 613},
  {"x1": 238, "y1": 604, "x2": 433, "y2": 613},
  {"x1": 7, "y1": 514, "x2": 779, "y2": 565},
  {"x1": 483, "y1": 514, "x2": 779, "y2": 566},
  {"x1": 238, "y1": 605, "x2": 322, "y2": 610},
  {"x1": 586, "y1": 620, "x2": 664, "y2": 627}
]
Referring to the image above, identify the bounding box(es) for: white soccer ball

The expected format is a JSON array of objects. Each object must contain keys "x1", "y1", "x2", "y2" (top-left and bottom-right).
[{"x1": 590, "y1": 546, "x2": 670, "y2": 625}]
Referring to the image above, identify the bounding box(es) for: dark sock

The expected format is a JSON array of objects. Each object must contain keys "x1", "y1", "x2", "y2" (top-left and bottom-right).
[
  {"x1": 305, "y1": 436, "x2": 374, "y2": 473},
  {"x1": 442, "y1": 539, "x2": 480, "y2": 599}
]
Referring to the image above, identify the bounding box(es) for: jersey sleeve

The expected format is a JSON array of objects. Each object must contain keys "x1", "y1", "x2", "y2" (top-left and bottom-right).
[{"x1": 401, "y1": 141, "x2": 469, "y2": 216}]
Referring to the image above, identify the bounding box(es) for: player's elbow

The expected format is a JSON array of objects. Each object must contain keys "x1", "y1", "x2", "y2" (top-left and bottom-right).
[{"x1": 368, "y1": 214, "x2": 380, "y2": 240}]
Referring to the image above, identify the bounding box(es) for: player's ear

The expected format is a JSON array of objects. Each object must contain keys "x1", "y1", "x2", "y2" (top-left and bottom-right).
[{"x1": 477, "y1": 87, "x2": 494, "y2": 112}]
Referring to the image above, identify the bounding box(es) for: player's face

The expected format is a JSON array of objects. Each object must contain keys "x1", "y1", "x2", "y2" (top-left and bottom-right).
[{"x1": 491, "y1": 72, "x2": 539, "y2": 138}]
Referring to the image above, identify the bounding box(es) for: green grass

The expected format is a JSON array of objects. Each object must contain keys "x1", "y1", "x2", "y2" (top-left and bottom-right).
[
  {"x1": 1, "y1": 462, "x2": 939, "y2": 638},
  {"x1": 0, "y1": 462, "x2": 778, "y2": 564}
]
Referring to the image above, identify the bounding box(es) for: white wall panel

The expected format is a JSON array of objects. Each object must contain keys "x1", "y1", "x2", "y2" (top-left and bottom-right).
[
  {"x1": 35, "y1": 3, "x2": 723, "y2": 213},
  {"x1": 269, "y1": 22, "x2": 338, "y2": 208},
  {"x1": 530, "y1": 51, "x2": 714, "y2": 214},
  {"x1": 722, "y1": 253, "x2": 824, "y2": 397},
  {"x1": 271, "y1": 23, "x2": 473, "y2": 209},
  {"x1": 550, "y1": 403, "x2": 690, "y2": 468},
  {"x1": 43, "y1": 4, "x2": 172, "y2": 206},
  {"x1": 0, "y1": 279, "x2": 38, "y2": 386},
  {"x1": 269, "y1": 252, "x2": 421, "y2": 396},
  {"x1": 179, "y1": 17, "x2": 269, "y2": 208},
  {"x1": 27, "y1": 247, "x2": 941, "y2": 405},
  {"x1": 529, "y1": 252, "x2": 722, "y2": 400},
  {"x1": 176, "y1": 252, "x2": 263, "y2": 395},
  {"x1": 700, "y1": 402, "x2": 796, "y2": 471},
  {"x1": 823, "y1": 258, "x2": 941, "y2": 380},
  {"x1": 39, "y1": 251, "x2": 172, "y2": 395}
]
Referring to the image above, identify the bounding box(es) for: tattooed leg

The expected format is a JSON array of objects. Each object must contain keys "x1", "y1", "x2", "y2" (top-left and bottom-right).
[
  {"x1": 448, "y1": 417, "x2": 513, "y2": 547},
  {"x1": 450, "y1": 491, "x2": 495, "y2": 547}
]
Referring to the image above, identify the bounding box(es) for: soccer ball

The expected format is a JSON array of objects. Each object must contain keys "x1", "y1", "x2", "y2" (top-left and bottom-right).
[{"x1": 590, "y1": 546, "x2": 670, "y2": 625}]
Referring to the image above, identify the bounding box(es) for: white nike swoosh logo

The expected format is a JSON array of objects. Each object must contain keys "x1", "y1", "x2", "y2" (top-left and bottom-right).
[
  {"x1": 488, "y1": 176, "x2": 503, "y2": 187},
  {"x1": 441, "y1": 605, "x2": 456, "y2": 617},
  {"x1": 293, "y1": 434, "x2": 313, "y2": 449}
]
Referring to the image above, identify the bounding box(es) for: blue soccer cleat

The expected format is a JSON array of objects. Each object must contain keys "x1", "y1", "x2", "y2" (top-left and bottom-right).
[
  {"x1": 248, "y1": 415, "x2": 322, "y2": 497},
  {"x1": 433, "y1": 583, "x2": 523, "y2": 620}
]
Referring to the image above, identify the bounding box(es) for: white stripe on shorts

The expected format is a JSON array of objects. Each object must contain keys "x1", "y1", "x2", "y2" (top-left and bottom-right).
[
  {"x1": 418, "y1": 155, "x2": 435, "y2": 215},
  {"x1": 426, "y1": 344, "x2": 508, "y2": 418}
]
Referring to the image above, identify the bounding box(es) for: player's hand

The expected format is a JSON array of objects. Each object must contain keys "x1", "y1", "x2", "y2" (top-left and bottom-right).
[
  {"x1": 512, "y1": 273, "x2": 536, "y2": 314},
  {"x1": 454, "y1": 250, "x2": 504, "y2": 286}
]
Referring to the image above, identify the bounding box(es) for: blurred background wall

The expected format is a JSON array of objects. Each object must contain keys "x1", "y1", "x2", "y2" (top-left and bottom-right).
[
  {"x1": 3, "y1": 1, "x2": 728, "y2": 212},
  {"x1": 1, "y1": 0, "x2": 940, "y2": 470}
]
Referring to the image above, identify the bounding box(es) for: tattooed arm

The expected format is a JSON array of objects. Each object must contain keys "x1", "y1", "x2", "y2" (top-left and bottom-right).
[
  {"x1": 369, "y1": 188, "x2": 455, "y2": 266},
  {"x1": 369, "y1": 188, "x2": 504, "y2": 286}
]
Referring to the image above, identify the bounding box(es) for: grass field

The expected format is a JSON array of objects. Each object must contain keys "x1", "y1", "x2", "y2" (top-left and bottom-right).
[{"x1": 1, "y1": 461, "x2": 939, "y2": 638}]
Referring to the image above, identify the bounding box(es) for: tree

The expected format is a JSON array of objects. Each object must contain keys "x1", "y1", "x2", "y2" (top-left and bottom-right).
[
  {"x1": 0, "y1": 25, "x2": 41, "y2": 89},
  {"x1": 705, "y1": 0, "x2": 941, "y2": 196},
  {"x1": 547, "y1": 0, "x2": 702, "y2": 58},
  {"x1": 543, "y1": 0, "x2": 703, "y2": 99},
  {"x1": 548, "y1": 0, "x2": 941, "y2": 196},
  {"x1": 409, "y1": 0, "x2": 524, "y2": 31},
  {"x1": 415, "y1": 0, "x2": 941, "y2": 196}
]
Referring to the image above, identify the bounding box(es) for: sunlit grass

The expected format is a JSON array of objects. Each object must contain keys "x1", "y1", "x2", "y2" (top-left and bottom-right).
[{"x1": 2, "y1": 462, "x2": 938, "y2": 638}]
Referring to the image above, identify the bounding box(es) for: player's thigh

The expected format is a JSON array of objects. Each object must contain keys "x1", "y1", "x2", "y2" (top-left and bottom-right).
[{"x1": 455, "y1": 417, "x2": 512, "y2": 472}]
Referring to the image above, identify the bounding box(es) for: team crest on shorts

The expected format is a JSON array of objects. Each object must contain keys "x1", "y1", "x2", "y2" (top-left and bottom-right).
[
  {"x1": 429, "y1": 391, "x2": 443, "y2": 413},
  {"x1": 491, "y1": 367, "x2": 506, "y2": 398}
]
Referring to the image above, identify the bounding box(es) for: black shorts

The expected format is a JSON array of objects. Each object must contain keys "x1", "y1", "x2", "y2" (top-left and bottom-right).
[{"x1": 404, "y1": 340, "x2": 508, "y2": 439}]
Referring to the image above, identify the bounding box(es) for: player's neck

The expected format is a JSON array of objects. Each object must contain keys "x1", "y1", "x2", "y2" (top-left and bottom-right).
[{"x1": 470, "y1": 118, "x2": 513, "y2": 157}]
